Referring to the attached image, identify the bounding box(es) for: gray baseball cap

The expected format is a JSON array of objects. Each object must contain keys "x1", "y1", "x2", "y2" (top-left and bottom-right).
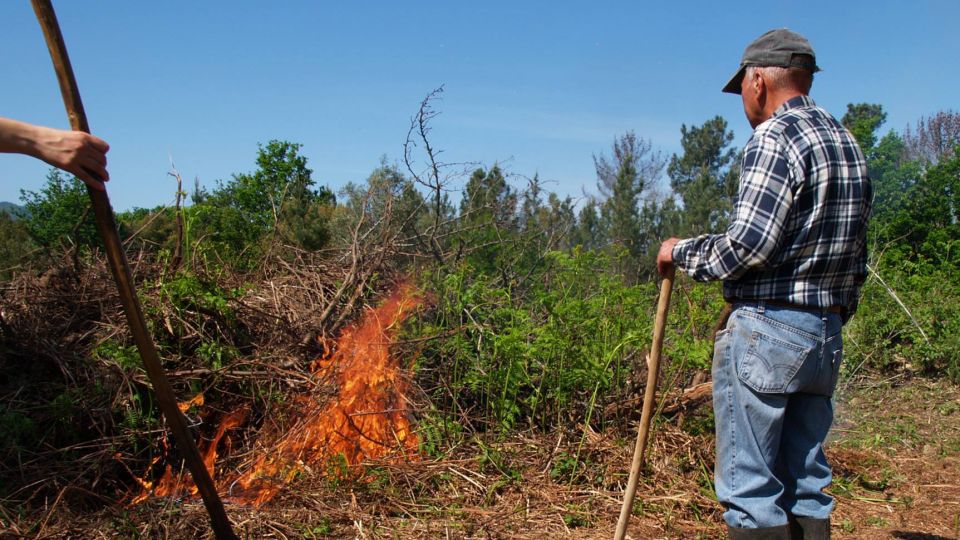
[{"x1": 722, "y1": 28, "x2": 820, "y2": 94}]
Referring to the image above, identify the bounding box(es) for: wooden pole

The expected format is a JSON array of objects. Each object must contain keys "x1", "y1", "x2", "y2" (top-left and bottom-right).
[
  {"x1": 613, "y1": 266, "x2": 675, "y2": 540},
  {"x1": 30, "y1": 2, "x2": 238, "y2": 538}
]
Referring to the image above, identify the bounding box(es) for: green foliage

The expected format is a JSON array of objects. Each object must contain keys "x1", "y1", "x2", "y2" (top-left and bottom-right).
[
  {"x1": 0, "y1": 211, "x2": 35, "y2": 279},
  {"x1": 335, "y1": 163, "x2": 426, "y2": 244},
  {"x1": 666, "y1": 280, "x2": 727, "y2": 372},
  {"x1": 116, "y1": 205, "x2": 180, "y2": 254},
  {"x1": 119, "y1": 392, "x2": 162, "y2": 445},
  {"x1": 572, "y1": 198, "x2": 602, "y2": 250},
  {"x1": 185, "y1": 203, "x2": 256, "y2": 268},
  {"x1": 873, "y1": 148, "x2": 960, "y2": 265},
  {"x1": 190, "y1": 140, "x2": 335, "y2": 268},
  {"x1": 549, "y1": 450, "x2": 608, "y2": 488},
  {"x1": 94, "y1": 339, "x2": 142, "y2": 371},
  {"x1": 561, "y1": 504, "x2": 591, "y2": 528},
  {"x1": 681, "y1": 408, "x2": 715, "y2": 437},
  {"x1": 208, "y1": 139, "x2": 326, "y2": 230},
  {"x1": 549, "y1": 452, "x2": 580, "y2": 481},
  {"x1": 842, "y1": 103, "x2": 888, "y2": 154},
  {"x1": 457, "y1": 166, "x2": 517, "y2": 272},
  {"x1": 822, "y1": 103, "x2": 960, "y2": 382},
  {"x1": 846, "y1": 262, "x2": 960, "y2": 382},
  {"x1": 593, "y1": 132, "x2": 665, "y2": 265},
  {"x1": 195, "y1": 340, "x2": 237, "y2": 371},
  {"x1": 461, "y1": 166, "x2": 515, "y2": 224},
  {"x1": 846, "y1": 140, "x2": 960, "y2": 381},
  {"x1": 868, "y1": 132, "x2": 922, "y2": 218},
  {"x1": 297, "y1": 519, "x2": 334, "y2": 538},
  {"x1": 598, "y1": 145, "x2": 642, "y2": 253},
  {"x1": 161, "y1": 273, "x2": 237, "y2": 321},
  {"x1": 47, "y1": 389, "x2": 82, "y2": 441},
  {"x1": 667, "y1": 116, "x2": 740, "y2": 236},
  {"x1": 515, "y1": 175, "x2": 577, "y2": 266},
  {"x1": 149, "y1": 273, "x2": 246, "y2": 369},
  {"x1": 417, "y1": 412, "x2": 463, "y2": 457},
  {"x1": 19, "y1": 169, "x2": 100, "y2": 249},
  {"x1": 274, "y1": 195, "x2": 335, "y2": 251},
  {"x1": 415, "y1": 249, "x2": 658, "y2": 432},
  {"x1": 636, "y1": 195, "x2": 683, "y2": 278}
]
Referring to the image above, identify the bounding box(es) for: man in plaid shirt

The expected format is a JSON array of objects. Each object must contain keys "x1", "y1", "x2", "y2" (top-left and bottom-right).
[{"x1": 657, "y1": 29, "x2": 871, "y2": 540}]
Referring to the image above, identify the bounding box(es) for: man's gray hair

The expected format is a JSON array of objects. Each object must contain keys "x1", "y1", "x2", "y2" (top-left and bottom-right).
[{"x1": 746, "y1": 65, "x2": 814, "y2": 93}]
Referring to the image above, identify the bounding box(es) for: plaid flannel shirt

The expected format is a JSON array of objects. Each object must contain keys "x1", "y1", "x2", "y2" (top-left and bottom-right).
[{"x1": 672, "y1": 95, "x2": 872, "y2": 317}]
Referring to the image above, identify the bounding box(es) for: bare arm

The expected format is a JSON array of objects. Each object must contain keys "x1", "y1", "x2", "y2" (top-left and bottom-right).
[{"x1": 0, "y1": 117, "x2": 109, "y2": 190}]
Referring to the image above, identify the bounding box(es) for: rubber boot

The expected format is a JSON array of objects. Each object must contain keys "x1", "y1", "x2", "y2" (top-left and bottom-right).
[
  {"x1": 788, "y1": 516, "x2": 831, "y2": 540},
  {"x1": 727, "y1": 524, "x2": 791, "y2": 539}
]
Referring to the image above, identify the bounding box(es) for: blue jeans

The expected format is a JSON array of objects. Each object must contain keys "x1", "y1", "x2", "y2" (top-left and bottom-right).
[{"x1": 712, "y1": 301, "x2": 843, "y2": 528}]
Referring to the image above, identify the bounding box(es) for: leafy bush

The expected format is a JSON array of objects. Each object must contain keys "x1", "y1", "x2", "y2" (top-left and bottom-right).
[
  {"x1": 19, "y1": 169, "x2": 99, "y2": 249},
  {"x1": 0, "y1": 211, "x2": 35, "y2": 279},
  {"x1": 416, "y1": 249, "x2": 716, "y2": 432},
  {"x1": 93, "y1": 339, "x2": 141, "y2": 371},
  {"x1": 149, "y1": 273, "x2": 247, "y2": 366},
  {"x1": 189, "y1": 140, "x2": 336, "y2": 270},
  {"x1": 844, "y1": 144, "x2": 960, "y2": 381},
  {"x1": 845, "y1": 260, "x2": 960, "y2": 382}
]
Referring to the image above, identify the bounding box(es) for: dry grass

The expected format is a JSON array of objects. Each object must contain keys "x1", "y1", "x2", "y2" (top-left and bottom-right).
[
  {"x1": 3, "y1": 370, "x2": 958, "y2": 539},
  {"x1": 0, "y1": 421, "x2": 724, "y2": 539}
]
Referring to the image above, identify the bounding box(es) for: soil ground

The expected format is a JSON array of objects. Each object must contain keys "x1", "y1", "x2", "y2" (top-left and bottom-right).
[{"x1": 2, "y1": 374, "x2": 958, "y2": 539}]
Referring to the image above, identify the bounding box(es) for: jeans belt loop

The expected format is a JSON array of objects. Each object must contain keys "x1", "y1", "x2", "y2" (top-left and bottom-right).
[{"x1": 757, "y1": 299, "x2": 765, "y2": 314}]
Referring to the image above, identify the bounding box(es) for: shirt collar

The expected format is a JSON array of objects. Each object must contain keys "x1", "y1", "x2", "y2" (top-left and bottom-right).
[{"x1": 771, "y1": 95, "x2": 816, "y2": 119}]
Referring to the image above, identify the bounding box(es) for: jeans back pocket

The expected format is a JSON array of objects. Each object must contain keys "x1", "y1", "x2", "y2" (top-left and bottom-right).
[{"x1": 737, "y1": 330, "x2": 814, "y2": 394}]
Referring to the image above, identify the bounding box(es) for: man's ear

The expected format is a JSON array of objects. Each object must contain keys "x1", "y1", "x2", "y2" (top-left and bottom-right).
[
  {"x1": 753, "y1": 71, "x2": 767, "y2": 106},
  {"x1": 753, "y1": 70, "x2": 765, "y2": 95}
]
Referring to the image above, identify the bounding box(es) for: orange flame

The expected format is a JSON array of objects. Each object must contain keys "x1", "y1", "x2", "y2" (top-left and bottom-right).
[
  {"x1": 133, "y1": 282, "x2": 423, "y2": 507},
  {"x1": 130, "y1": 407, "x2": 248, "y2": 504},
  {"x1": 178, "y1": 393, "x2": 204, "y2": 414}
]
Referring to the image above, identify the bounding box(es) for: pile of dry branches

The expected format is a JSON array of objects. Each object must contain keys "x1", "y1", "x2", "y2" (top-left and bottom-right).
[{"x1": 0, "y1": 229, "x2": 405, "y2": 515}]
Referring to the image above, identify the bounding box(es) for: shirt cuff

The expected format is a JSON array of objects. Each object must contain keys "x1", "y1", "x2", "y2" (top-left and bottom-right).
[{"x1": 672, "y1": 238, "x2": 693, "y2": 270}]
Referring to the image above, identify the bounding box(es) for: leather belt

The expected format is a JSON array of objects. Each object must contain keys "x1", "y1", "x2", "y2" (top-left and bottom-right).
[{"x1": 725, "y1": 297, "x2": 846, "y2": 316}]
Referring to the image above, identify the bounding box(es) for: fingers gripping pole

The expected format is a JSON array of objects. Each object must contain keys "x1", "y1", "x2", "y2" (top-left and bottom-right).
[
  {"x1": 613, "y1": 266, "x2": 675, "y2": 540},
  {"x1": 30, "y1": 2, "x2": 237, "y2": 538}
]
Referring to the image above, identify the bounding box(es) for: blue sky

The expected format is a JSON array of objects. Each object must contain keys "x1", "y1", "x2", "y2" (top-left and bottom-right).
[{"x1": 2, "y1": 1, "x2": 957, "y2": 210}]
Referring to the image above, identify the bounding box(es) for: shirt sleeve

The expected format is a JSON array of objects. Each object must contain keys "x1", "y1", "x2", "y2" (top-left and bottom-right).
[
  {"x1": 843, "y1": 180, "x2": 874, "y2": 322},
  {"x1": 672, "y1": 132, "x2": 795, "y2": 282}
]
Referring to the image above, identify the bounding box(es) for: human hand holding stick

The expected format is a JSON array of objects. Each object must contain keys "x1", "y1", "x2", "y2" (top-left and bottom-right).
[{"x1": 0, "y1": 116, "x2": 109, "y2": 190}]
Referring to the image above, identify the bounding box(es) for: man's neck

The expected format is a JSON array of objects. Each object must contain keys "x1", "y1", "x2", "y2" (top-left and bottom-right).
[{"x1": 762, "y1": 90, "x2": 807, "y2": 121}]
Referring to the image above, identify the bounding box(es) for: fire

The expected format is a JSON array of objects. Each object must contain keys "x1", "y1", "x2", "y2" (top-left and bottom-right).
[
  {"x1": 130, "y1": 407, "x2": 248, "y2": 504},
  {"x1": 133, "y1": 282, "x2": 424, "y2": 507},
  {"x1": 177, "y1": 393, "x2": 204, "y2": 413}
]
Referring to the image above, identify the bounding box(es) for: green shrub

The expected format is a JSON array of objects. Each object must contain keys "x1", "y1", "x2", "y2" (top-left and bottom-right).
[
  {"x1": 0, "y1": 211, "x2": 36, "y2": 279},
  {"x1": 19, "y1": 170, "x2": 99, "y2": 249},
  {"x1": 94, "y1": 339, "x2": 141, "y2": 371},
  {"x1": 416, "y1": 249, "x2": 706, "y2": 433},
  {"x1": 845, "y1": 259, "x2": 960, "y2": 382}
]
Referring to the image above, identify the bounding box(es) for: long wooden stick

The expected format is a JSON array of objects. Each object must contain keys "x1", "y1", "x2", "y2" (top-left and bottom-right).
[
  {"x1": 30, "y1": 3, "x2": 237, "y2": 538},
  {"x1": 613, "y1": 266, "x2": 675, "y2": 540}
]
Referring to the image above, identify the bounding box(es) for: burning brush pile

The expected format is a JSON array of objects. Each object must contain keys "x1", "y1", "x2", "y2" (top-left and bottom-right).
[
  {"x1": 0, "y1": 247, "x2": 442, "y2": 531},
  {"x1": 132, "y1": 282, "x2": 425, "y2": 507}
]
